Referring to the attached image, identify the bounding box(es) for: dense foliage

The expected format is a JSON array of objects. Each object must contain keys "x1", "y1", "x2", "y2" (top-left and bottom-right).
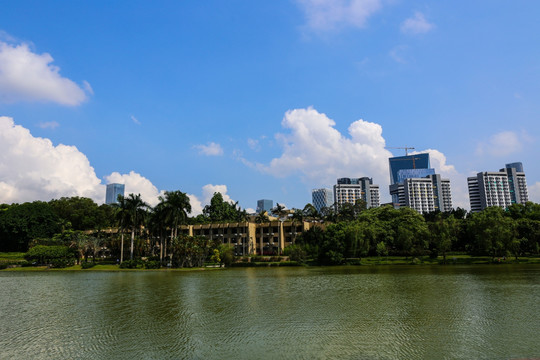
[
  {"x1": 1, "y1": 193, "x2": 540, "y2": 268},
  {"x1": 296, "y1": 203, "x2": 540, "y2": 264}
]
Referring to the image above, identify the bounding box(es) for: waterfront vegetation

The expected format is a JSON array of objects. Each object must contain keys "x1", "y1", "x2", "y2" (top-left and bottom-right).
[{"x1": 1, "y1": 192, "x2": 540, "y2": 270}]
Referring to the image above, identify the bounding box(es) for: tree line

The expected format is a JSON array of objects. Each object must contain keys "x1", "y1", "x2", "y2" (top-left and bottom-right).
[{"x1": 1, "y1": 192, "x2": 540, "y2": 267}]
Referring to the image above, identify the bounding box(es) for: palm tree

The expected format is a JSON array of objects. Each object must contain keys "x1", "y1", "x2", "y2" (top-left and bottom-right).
[
  {"x1": 113, "y1": 194, "x2": 129, "y2": 264},
  {"x1": 158, "y1": 190, "x2": 191, "y2": 261},
  {"x1": 125, "y1": 193, "x2": 149, "y2": 260}
]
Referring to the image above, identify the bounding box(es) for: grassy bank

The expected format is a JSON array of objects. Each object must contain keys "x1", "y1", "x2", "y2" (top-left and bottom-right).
[{"x1": 2, "y1": 253, "x2": 540, "y2": 271}]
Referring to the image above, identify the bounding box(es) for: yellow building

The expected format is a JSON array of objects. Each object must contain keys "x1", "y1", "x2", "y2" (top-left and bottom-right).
[{"x1": 180, "y1": 220, "x2": 321, "y2": 255}]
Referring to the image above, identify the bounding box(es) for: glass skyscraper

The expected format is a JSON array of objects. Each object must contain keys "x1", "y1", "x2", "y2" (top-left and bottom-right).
[
  {"x1": 105, "y1": 183, "x2": 125, "y2": 205},
  {"x1": 388, "y1": 153, "x2": 431, "y2": 185},
  {"x1": 256, "y1": 199, "x2": 273, "y2": 214}
]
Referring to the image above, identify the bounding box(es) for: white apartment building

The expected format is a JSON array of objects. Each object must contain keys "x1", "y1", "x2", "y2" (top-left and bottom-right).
[
  {"x1": 467, "y1": 163, "x2": 528, "y2": 212},
  {"x1": 333, "y1": 177, "x2": 380, "y2": 209},
  {"x1": 390, "y1": 174, "x2": 452, "y2": 214}
]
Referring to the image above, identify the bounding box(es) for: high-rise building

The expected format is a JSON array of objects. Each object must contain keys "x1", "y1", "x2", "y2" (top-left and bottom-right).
[
  {"x1": 256, "y1": 199, "x2": 273, "y2": 214},
  {"x1": 105, "y1": 183, "x2": 125, "y2": 205},
  {"x1": 311, "y1": 188, "x2": 334, "y2": 213},
  {"x1": 388, "y1": 153, "x2": 431, "y2": 205},
  {"x1": 467, "y1": 162, "x2": 528, "y2": 212},
  {"x1": 393, "y1": 174, "x2": 452, "y2": 214},
  {"x1": 389, "y1": 153, "x2": 431, "y2": 185},
  {"x1": 333, "y1": 177, "x2": 380, "y2": 209}
]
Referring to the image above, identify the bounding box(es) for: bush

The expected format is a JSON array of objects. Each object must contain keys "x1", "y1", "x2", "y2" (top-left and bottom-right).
[
  {"x1": 50, "y1": 258, "x2": 75, "y2": 268},
  {"x1": 143, "y1": 260, "x2": 161, "y2": 269},
  {"x1": 0, "y1": 264, "x2": 7, "y2": 270},
  {"x1": 119, "y1": 259, "x2": 139, "y2": 269},
  {"x1": 81, "y1": 262, "x2": 96, "y2": 269},
  {"x1": 25, "y1": 245, "x2": 75, "y2": 266}
]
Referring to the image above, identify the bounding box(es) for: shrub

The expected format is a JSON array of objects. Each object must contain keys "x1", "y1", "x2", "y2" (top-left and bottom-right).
[
  {"x1": 143, "y1": 260, "x2": 161, "y2": 269},
  {"x1": 119, "y1": 259, "x2": 139, "y2": 269},
  {"x1": 25, "y1": 245, "x2": 75, "y2": 266},
  {"x1": 50, "y1": 258, "x2": 75, "y2": 268},
  {"x1": 81, "y1": 262, "x2": 96, "y2": 269}
]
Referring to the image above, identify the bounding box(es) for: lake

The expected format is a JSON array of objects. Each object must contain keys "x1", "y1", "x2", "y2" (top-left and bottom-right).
[{"x1": 1, "y1": 265, "x2": 539, "y2": 359}]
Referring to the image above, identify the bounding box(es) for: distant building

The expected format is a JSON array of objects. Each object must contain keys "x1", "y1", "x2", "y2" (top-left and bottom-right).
[
  {"x1": 256, "y1": 199, "x2": 273, "y2": 214},
  {"x1": 467, "y1": 162, "x2": 528, "y2": 212},
  {"x1": 311, "y1": 188, "x2": 334, "y2": 212},
  {"x1": 388, "y1": 153, "x2": 431, "y2": 205},
  {"x1": 105, "y1": 183, "x2": 125, "y2": 205},
  {"x1": 333, "y1": 177, "x2": 380, "y2": 209},
  {"x1": 389, "y1": 153, "x2": 431, "y2": 185},
  {"x1": 390, "y1": 174, "x2": 452, "y2": 214}
]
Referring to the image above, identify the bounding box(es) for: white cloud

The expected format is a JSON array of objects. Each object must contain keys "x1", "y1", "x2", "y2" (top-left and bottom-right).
[
  {"x1": 38, "y1": 121, "x2": 59, "y2": 129},
  {"x1": 401, "y1": 12, "x2": 434, "y2": 34},
  {"x1": 194, "y1": 142, "x2": 224, "y2": 156},
  {"x1": 0, "y1": 41, "x2": 90, "y2": 106},
  {"x1": 476, "y1": 131, "x2": 525, "y2": 157},
  {"x1": 0, "y1": 116, "x2": 164, "y2": 207},
  {"x1": 131, "y1": 115, "x2": 141, "y2": 125},
  {"x1": 414, "y1": 149, "x2": 470, "y2": 209},
  {"x1": 187, "y1": 184, "x2": 236, "y2": 216},
  {"x1": 0, "y1": 116, "x2": 245, "y2": 215},
  {"x1": 529, "y1": 182, "x2": 540, "y2": 203},
  {"x1": 247, "y1": 138, "x2": 260, "y2": 151},
  {"x1": 297, "y1": 0, "x2": 382, "y2": 31},
  {"x1": 253, "y1": 107, "x2": 393, "y2": 200},
  {"x1": 0, "y1": 116, "x2": 103, "y2": 204},
  {"x1": 104, "y1": 171, "x2": 164, "y2": 207}
]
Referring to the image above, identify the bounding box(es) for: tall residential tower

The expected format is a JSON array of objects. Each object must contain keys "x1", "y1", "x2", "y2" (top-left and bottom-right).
[{"x1": 467, "y1": 162, "x2": 528, "y2": 212}]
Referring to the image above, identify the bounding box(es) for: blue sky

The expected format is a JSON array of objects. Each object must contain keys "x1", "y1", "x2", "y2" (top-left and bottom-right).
[{"x1": 1, "y1": 0, "x2": 539, "y2": 213}]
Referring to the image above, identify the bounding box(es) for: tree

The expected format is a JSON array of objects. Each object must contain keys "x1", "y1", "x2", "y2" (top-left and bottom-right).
[
  {"x1": 124, "y1": 194, "x2": 149, "y2": 260},
  {"x1": 468, "y1": 207, "x2": 515, "y2": 259},
  {"x1": 158, "y1": 190, "x2": 191, "y2": 261},
  {"x1": 0, "y1": 201, "x2": 60, "y2": 252},
  {"x1": 113, "y1": 195, "x2": 129, "y2": 263}
]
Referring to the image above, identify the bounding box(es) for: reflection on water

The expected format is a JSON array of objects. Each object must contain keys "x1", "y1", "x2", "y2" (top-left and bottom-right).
[{"x1": 1, "y1": 266, "x2": 539, "y2": 359}]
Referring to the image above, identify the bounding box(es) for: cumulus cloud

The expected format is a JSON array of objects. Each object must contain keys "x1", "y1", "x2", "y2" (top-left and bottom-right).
[
  {"x1": 414, "y1": 149, "x2": 469, "y2": 209},
  {"x1": 476, "y1": 131, "x2": 527, "y2": 157},
  {"x1": 104, "y1": 171, "x2": 164, "y2": 207},
  {"x1": 529, "y1": 182, "x2": 540, "y2": 203},
  {"x1": 187, "y1": 184, "x2": 237, "y2": 216},
  {"x1": 194, "y1": 142, "x2": 224, "y2": 156},
  {"x1": 252, "y1": 107, "x2": 393, "y2": 198},
  {"x1": 0, "y1": 116, "x2": 103, "y2": 203},
  {"x1": 401, "y1": 12, "x2": 434, "y2": 34},
  {"x1": 297, "y1": 0, "x2": 382, "y2": 31},
  {"x1": 0, "y1": 116, "x2": 164, "y2": 207},
  {"x1": 0, "y1": 40, "x2": 90, "y2": 106}
]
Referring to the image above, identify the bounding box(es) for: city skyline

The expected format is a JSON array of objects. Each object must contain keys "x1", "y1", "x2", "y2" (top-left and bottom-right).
[{"x1": 1, "y1": 1, "x2": 540, "y2": 214}]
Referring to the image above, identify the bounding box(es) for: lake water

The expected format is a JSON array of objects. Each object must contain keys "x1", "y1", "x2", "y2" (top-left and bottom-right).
[{"x1": 1, "y1": 266, "x2": 539, "y2": 359}]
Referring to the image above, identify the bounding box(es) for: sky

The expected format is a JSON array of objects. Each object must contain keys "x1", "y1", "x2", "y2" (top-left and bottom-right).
[{"x1": 1, "y1": 0, "x2": 540, "y2": 214}]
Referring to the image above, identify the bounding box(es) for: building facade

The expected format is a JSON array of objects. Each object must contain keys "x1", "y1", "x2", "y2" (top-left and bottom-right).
[
  {"x1": 256, "y1": 199, "x2": 273, "y2": 214},
  {"x1": 333, "y1": 177, "x2": 380, "y2": 209},
  {"x1": 467, "y1": 162, "x2": 528, "y2": 212},
  {"x1": 311, "y1": 188, "x2": 334, "y2": 213},
  {"x1": 390, "y1": 174, "x2": 452, "y2": 214},
  {"x1": 180, "y1": 219, "x2": 322, "y2": 256},
  {"x1": 105, "y1": 183, "x2": 125, "y2": 205}
]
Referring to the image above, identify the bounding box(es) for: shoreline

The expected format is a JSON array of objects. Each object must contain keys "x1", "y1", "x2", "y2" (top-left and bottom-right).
[{"x1": 2, "y1": 255, "x2": 540, "y2": 272}]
